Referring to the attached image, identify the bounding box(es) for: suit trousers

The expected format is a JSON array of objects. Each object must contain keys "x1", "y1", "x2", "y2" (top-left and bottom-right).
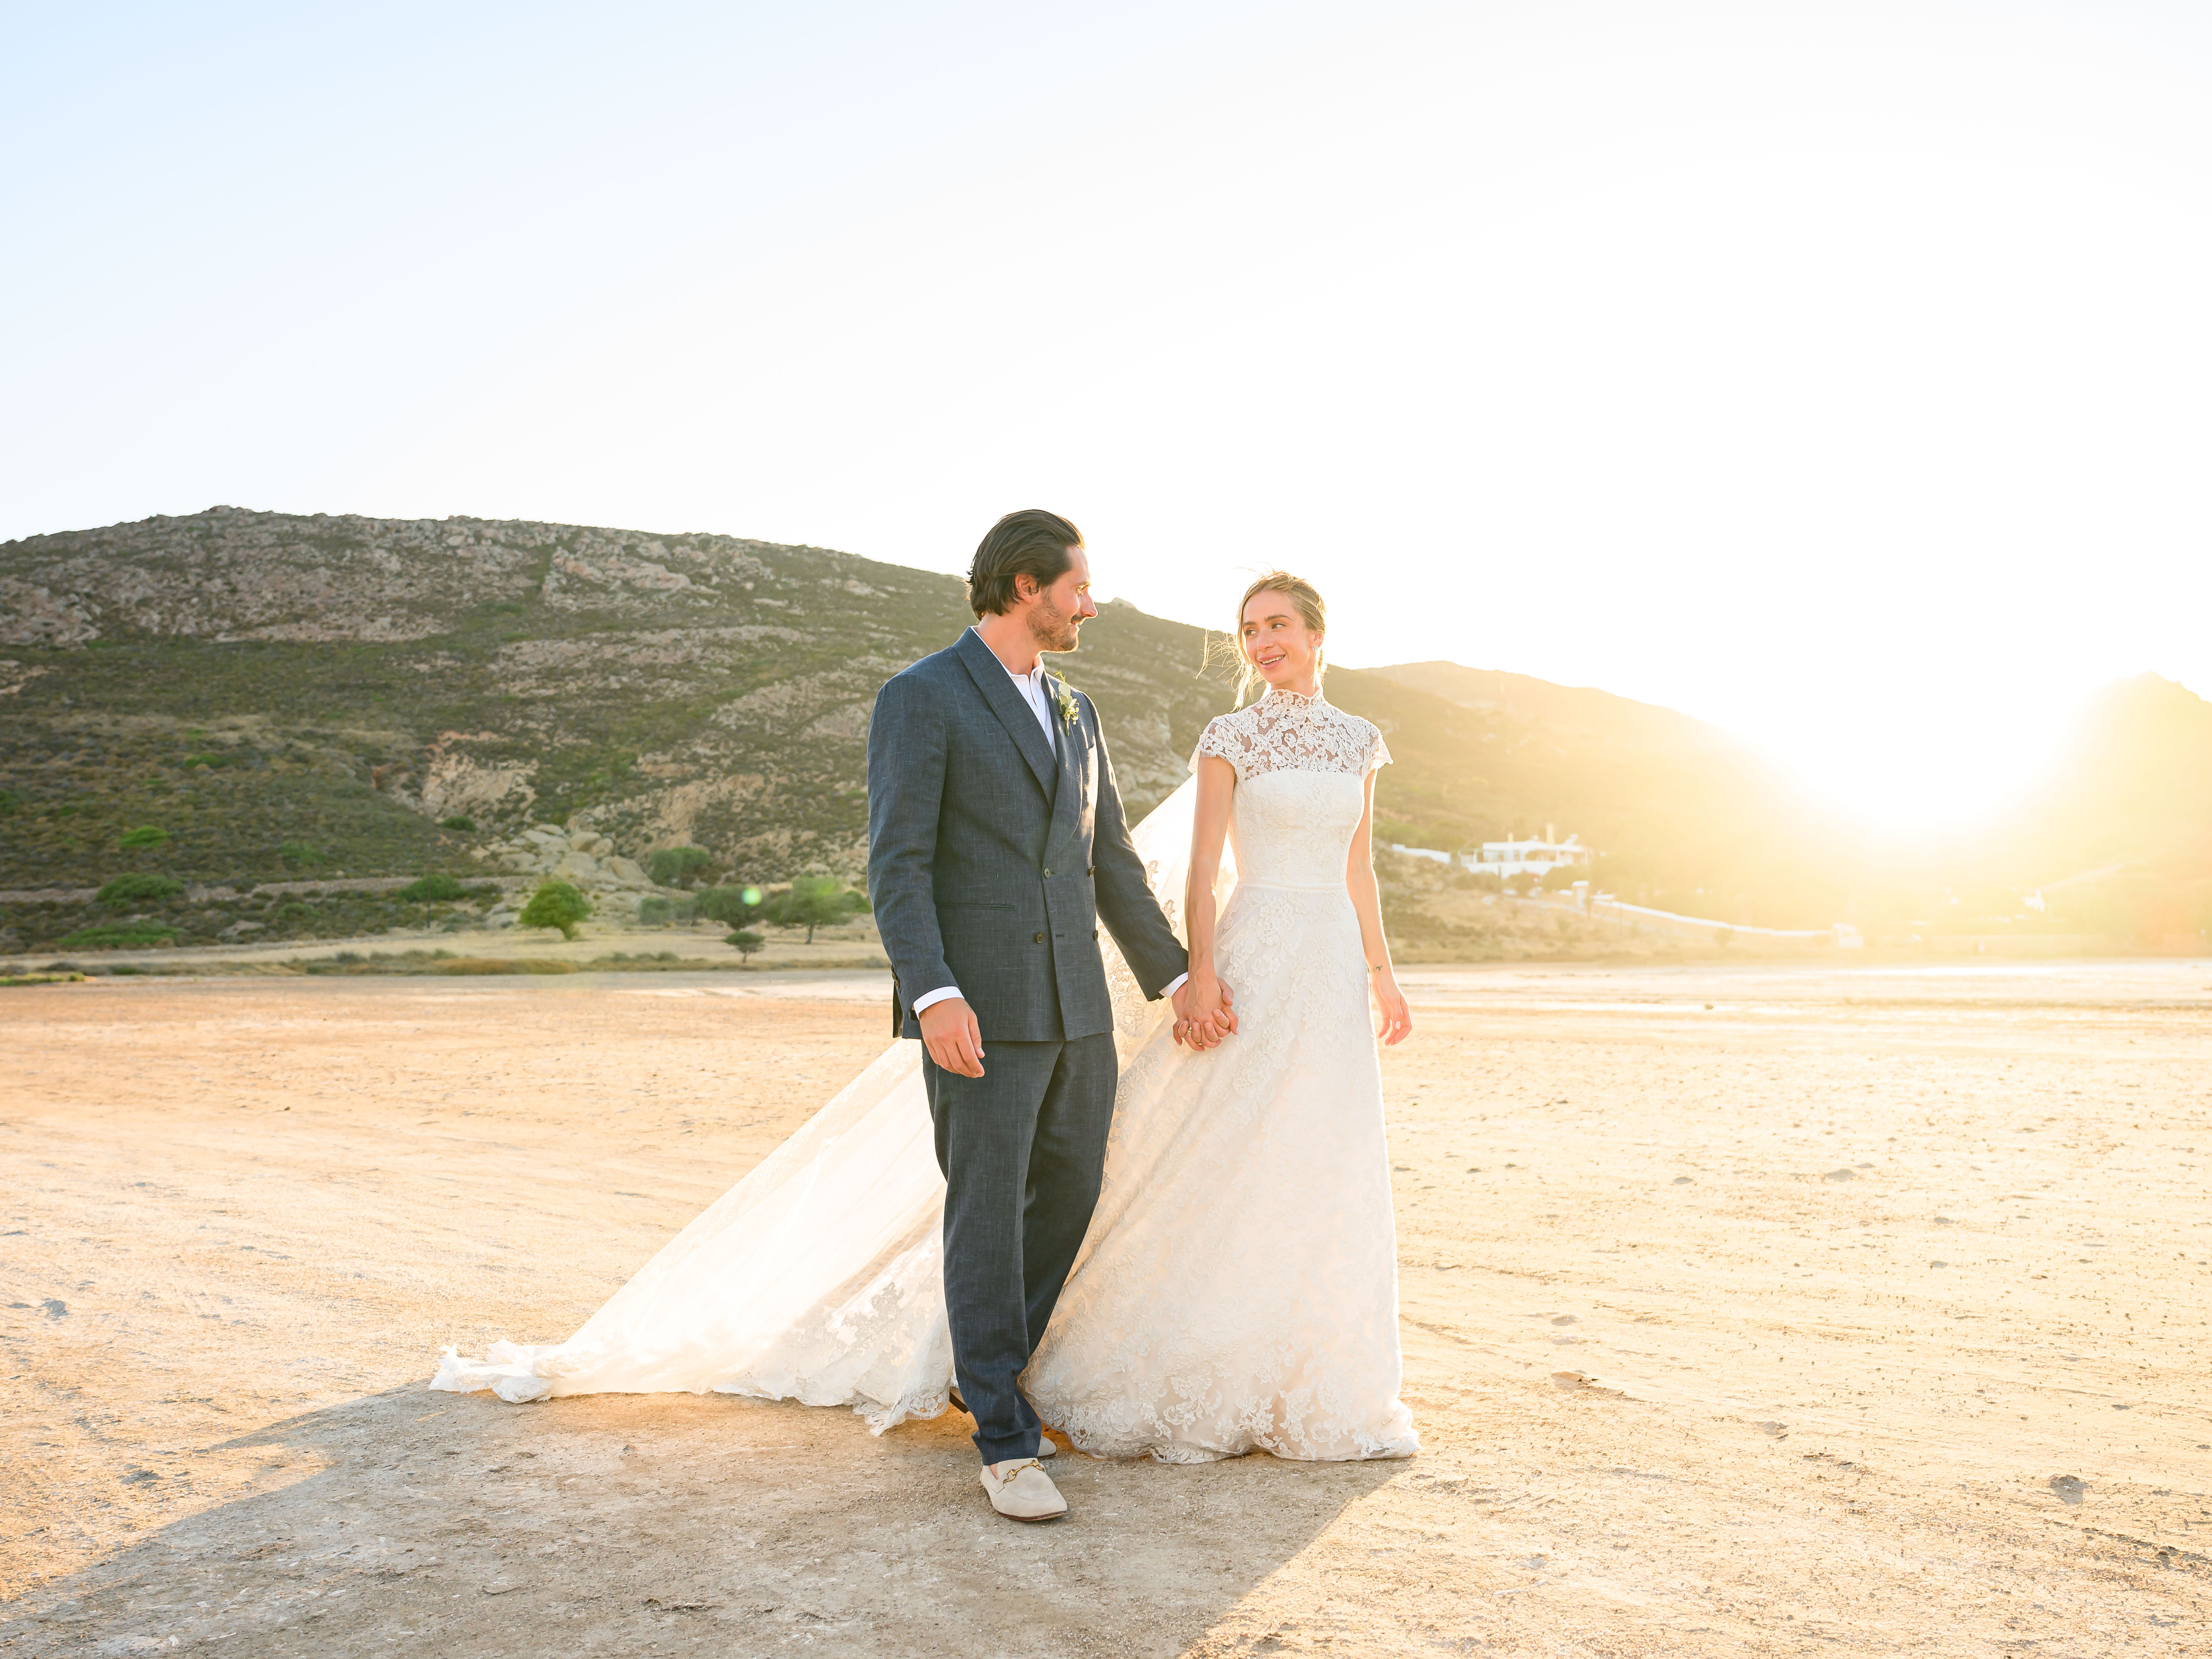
[{"x1": 921, "y1": 1032, "x2": 1119, "y2": 1464}]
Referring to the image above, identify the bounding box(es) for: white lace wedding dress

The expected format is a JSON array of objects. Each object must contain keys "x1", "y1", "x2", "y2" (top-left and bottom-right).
[{"x1": 433, "y1": 686, "x2": 1418, "y2": 1464}]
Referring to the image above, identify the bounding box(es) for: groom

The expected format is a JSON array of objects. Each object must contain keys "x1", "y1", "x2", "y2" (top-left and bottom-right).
[{"x1": 867, "y1": 509, "x2": 1223, "y2": 1522}]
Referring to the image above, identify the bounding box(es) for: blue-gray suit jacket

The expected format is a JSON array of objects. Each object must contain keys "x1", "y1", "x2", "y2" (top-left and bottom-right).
[{"x1": 866, "y1": 628, "x2": 1189, "y2": 1043}]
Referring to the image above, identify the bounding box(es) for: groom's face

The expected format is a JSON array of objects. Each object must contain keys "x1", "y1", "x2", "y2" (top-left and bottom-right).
[{"x1": 1026, "y1": 546, "x2": 1097, "y2": 654}]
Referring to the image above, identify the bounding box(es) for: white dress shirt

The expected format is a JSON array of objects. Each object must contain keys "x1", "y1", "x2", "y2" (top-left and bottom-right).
[{"x1": 911, "y1": 632, "x2": 1185, "y2": 1018}]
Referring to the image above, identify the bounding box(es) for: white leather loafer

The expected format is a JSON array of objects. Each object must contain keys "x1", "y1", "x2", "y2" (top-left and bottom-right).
[
  {"x1": 981, "y1": 1458, "x2": 1067, "y2": 1522},
  {"x1": 1035, "y1": 1434, "x2": 1058, "y2": 1457}
]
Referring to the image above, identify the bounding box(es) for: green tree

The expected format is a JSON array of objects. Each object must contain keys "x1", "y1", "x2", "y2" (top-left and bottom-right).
[
  {"x1": 119, "y1": 825, "x2": 169, "y2": 851},
  {"x1": 648, "y1": 846, "x2": 715, "y2": 887},
  {"x1": 695, "y1": 884, "x2": 763, "y2": 926},
  {"x1": 726, "y1": 928, "x2": 765, "y2": 961},
  {"x1": 762, "y1": 876, "x2": 861, "y2": 945},
  {"x1": 440, "y1": 815, "x2": 476, "y2": 832},
  {"x1": 97, "y1": 872, "x2": 185, "y2": 906},
  {"x1": 518, "y1": 879, "x2": 593, "y2": 941},
  {"x1": 398, "y1": 873, "x2": 472, "y2": 902}
]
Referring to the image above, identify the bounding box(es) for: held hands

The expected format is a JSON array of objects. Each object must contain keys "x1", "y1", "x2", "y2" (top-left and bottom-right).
[
  {"x1": 1171, "y1": 971, "x2": 1237, "y2": 1050},
  {"x1": 918, "y1": 996, "x2": 986, "y2": 1077},
  {"x1": 1371, "y1": 965, "x2": 1413, "y2": 1046}
]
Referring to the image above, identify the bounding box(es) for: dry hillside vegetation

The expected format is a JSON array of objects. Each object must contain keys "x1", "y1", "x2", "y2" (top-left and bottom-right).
[{"x1": 5, "y1": 509, "x2": 2207, "y2": 954}]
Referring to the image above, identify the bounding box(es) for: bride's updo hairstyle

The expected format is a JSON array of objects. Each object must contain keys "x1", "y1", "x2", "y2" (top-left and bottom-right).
[{"x1": 1230, "y1": 571, "x2": 1328, "y2": 706}]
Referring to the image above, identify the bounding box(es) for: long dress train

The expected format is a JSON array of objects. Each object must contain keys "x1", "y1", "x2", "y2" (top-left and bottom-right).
[{"x1": 432, "y1": 687, "x2": 1417, "y2": 1463}]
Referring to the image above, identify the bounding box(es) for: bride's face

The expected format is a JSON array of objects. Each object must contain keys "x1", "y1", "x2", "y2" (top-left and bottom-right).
[{"x1": 1240, "y1": 592, "x2": 1322, "y2": 692}]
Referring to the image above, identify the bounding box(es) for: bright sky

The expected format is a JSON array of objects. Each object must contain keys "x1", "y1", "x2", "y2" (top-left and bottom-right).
[{"x1": 9, "y1": 1, "x2": 2210, "y2": 827}]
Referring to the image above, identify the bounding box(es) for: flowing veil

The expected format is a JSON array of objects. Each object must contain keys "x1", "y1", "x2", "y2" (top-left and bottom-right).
[{"x1": 432, "y1": 772, "x2": 1236, "y2": 1430}]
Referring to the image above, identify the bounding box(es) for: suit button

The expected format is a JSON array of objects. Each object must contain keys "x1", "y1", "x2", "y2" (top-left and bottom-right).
[
  {"x1": 1033, "y1": 932, "x2": 1046, "y2": 944},
  {"x1": 1086, "y1": 866, "x2": 1095, "y2": 875},
  {"x1": 1091, "y1": 928, "x2": 1099, "y2": 940},
  {"x1": 1042, "y1": 868, "x2": 1052, "y2": 878}
]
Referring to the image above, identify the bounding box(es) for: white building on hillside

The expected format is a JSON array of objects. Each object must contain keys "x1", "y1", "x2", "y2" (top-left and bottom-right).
[{"x1": 1469, "y1": 832, "x2": 1592, "y2": 878}]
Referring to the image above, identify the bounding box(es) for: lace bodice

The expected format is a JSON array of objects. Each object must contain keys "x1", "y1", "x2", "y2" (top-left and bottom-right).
[
  {"x1": 1191, "y1": 688, "x2": 1391, "y2": 782},
  {"x1": 1190, "y1": 689, "x2": 1390, "y2": 890}
]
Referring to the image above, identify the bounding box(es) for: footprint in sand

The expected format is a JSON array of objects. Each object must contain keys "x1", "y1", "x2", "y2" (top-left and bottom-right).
[{"x1": 2048, "y1": 1475, "x2": 2087, "y2": 1505}]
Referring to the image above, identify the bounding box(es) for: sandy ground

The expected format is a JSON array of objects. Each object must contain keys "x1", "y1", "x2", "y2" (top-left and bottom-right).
[{"x1": 2, "y1": 961, "x2": 2208, "y2": 1657}]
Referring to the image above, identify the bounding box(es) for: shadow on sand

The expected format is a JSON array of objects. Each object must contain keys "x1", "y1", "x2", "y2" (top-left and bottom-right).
[{"x1": 6, "y1": 1381, "x2": 1401, "y2": 1657}]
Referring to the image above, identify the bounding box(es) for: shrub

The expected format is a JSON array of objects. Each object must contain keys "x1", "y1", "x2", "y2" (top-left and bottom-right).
[
  {"x1": 695, "y1": 884, "x2": 763, "y2": 926},
  {"x1": 119, "y1": 825, "x2": 169, "y2": 851},
  {"x1": 762, "y1": 876, "x2": 862, "y2": 945},
  {"x1": 57, "y1": 922, "x2": 181, "y2": 950},
  {"x1": 726, "y1": 928, "x2": 765, "y2": 961},
  {"x1": 440, "y1": 815, "x2": 476, "y2": 832},
  {"x1": 0, "y1": 788, "x2": 21, "y2": 815},
  {"x1": 279, "y1": 841, "x2": 325, "y2": 868},
  {"x1": 398, "y1": 873, "x2": 468, "y2": 902},
  {"x1": 648, "y1": 846, "x2": 715, "y2": 887},
  {"x1": 182, "y1": 752, "x2": 240, "y2": 769},
  {"x1": 97, "y1": 872, "x2": 185, "y2": 906},
  {"x1": 638, "y1": 895, "x2": 697, "y2": 927},
  {"x1": 518, "y1": 879, "x2": 592, "y2": 940},
  {"x1": 433, "y1": 957, "x2": 579, "y2": 976}
]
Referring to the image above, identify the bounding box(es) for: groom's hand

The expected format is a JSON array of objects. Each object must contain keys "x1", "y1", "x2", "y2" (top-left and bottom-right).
[
  {"x1": 919, "y1": 997, "x2": 986, "y2": 1077},
  {"x1": 1171, "y1": 978, "x2": 1237, "y2": 1048}
]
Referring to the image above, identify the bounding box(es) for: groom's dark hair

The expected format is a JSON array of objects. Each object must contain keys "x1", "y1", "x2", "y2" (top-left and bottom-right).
[{"x1": 966, "y1": 509, "x2": 1083, "y2": 618}]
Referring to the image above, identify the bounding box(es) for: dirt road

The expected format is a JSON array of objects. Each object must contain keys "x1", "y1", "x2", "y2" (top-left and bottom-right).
[{"x1": 3, "y1": 962, "x2": 2207, "y2": 1654}]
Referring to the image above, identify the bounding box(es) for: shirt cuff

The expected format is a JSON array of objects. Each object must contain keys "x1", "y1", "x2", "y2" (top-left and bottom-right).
[
  {"x1": 909, "y1": 985, "x2": 964, "y2": 1015},
  {"x1": 1161, "y1": 972, "x2": 1188, "y2": 999}
]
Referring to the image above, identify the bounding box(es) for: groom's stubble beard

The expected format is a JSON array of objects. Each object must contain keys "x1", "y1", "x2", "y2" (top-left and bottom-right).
[{"x1": 1027, "y1": 597, "x2": 1081, "y2": 655}]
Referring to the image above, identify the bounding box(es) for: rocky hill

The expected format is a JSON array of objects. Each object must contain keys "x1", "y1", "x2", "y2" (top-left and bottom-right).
[
  {"x1": 1364, "y1": 662, "x2": 1854, "y2": 921},
  {"x1": 0, "y1": 508, "x2": 1230, "y2": 896},
  {"x1": 0, "y1": 505, "x2": 1874, "y2": 956}
]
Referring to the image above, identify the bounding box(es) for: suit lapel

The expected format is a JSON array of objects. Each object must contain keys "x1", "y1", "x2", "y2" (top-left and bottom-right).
[
  {"x1": 1048, "y1": 686, "x2": 1082, "y2": 844},
  {"x1": 955, "y1": 628, "x2": 1057, "y2": 800}
]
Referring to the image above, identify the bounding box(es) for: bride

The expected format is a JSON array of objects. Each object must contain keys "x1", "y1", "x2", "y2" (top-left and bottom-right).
[{"x1": 435, "y1": 570, "x2": 1420, "y2": 1473}]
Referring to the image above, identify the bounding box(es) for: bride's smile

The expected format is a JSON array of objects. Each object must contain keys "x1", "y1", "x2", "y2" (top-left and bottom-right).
[{"x1": 1240, "y1": 591, "x2": 1323, "y2": 695}]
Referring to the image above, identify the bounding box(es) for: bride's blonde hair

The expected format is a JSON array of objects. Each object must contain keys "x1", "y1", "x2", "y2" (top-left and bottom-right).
[{"x1": 1227, "y1": 571, "x2": 1327, "y2": 706}]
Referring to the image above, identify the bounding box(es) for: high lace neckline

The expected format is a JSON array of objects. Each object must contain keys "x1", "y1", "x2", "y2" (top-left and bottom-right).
[{"x1": 1194, "y1": 687, "x2": 1389, "y2": 782}]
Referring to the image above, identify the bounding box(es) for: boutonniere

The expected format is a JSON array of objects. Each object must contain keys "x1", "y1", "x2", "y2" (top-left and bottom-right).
[{"x1": 1049, "y1": 674, "x2": 1081, "y2": 729}]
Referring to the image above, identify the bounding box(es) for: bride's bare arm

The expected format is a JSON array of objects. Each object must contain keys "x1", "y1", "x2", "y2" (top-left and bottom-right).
[
  {"x1": 1181, "y1": 755, "x2": 1238, "y2": 1040},
  {"x1": 1346, "y1": 771, "x2": 1413, "y2": 1046}
]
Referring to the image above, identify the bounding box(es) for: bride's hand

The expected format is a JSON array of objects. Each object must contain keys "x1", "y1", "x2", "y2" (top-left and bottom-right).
[
  {"x1": 1173, "y1": 973, "x2": 1234, "y2": 1049},
  {"x1": 1190, "y1": 979, "x2": 1237, "y2": 1046},
  {"x1": 1372, "y1": 968, "x2": 1412, "y2": 1046}
]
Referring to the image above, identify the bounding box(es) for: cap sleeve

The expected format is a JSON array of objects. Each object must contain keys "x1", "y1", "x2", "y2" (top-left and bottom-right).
[
  {"x1": 1368, "y1": 727, "x2": 1393, "y2": 774},
  {"x1": 1190, "y1": 713, "x2": 1244, "y2": 778}
]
